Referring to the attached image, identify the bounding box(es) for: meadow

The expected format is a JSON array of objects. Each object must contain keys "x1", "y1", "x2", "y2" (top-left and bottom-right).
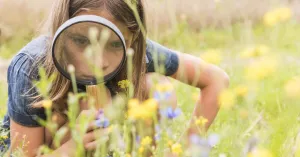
[{"x1": 1, "y1": 0, "x2": 300, "y2": 156}]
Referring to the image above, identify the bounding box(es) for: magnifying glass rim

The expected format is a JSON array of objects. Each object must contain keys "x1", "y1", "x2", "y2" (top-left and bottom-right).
[{"x1": 52, "y1": 15, "x2": 127, "y2": 85}]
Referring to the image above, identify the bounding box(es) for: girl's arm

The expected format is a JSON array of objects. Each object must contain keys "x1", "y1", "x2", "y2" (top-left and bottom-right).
[{"x1": 170, "y1": 52, "x2": 229, "y2": 130}]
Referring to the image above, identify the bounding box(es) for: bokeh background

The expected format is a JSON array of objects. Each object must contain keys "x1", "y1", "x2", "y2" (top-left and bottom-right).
[{"x1": 1, "y1": 0, "x2": 300, "y2": 156}]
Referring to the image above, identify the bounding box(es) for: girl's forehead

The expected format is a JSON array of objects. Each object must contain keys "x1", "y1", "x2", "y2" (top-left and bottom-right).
[{"x1": 75, "y1": 9, "x2": 133, "y2": 38}]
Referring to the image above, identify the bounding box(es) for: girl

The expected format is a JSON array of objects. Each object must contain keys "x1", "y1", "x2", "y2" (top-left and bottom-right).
[{"x1": 1, "y1": 0, "x2": 229, "y2": 156}]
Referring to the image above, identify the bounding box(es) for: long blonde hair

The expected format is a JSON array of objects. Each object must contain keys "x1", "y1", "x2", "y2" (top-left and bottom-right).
[{"x1": 34, "y1": 0, "x2": 147, "y2": 114}]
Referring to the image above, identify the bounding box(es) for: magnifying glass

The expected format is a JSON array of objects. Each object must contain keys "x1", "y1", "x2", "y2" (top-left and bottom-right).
[{"x1": 52, "y1": 15, "x2": 126, "y2": 109}]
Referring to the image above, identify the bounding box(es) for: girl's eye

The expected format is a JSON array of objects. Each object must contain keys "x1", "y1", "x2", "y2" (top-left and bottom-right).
[
  {"x1": 72, "y1": 36, "x2": 90, "y2": 47},
  {"x1": 110, "y1": 41, "x2": 123, "y2": 49}
]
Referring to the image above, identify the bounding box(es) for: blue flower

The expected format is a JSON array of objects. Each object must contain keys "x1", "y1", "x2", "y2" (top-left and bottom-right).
[
  {"x1": 160, "y1": 107, "x2": 182, "y2": 119},
  {"x1": 95, "y1": 109, "x2": 110, "y2": 128}
]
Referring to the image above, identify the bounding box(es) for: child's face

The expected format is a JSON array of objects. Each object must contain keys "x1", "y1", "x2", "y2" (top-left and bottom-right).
[{"x1": 55, "y1": 9, "x2": 134, "y2": 81}]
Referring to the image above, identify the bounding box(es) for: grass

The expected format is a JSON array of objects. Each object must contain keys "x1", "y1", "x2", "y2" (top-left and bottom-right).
[{"x1": 1, "y1": 1, "x2": 300, "y2": 157}]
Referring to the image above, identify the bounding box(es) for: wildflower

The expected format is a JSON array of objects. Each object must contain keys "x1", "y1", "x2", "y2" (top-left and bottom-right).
[
  {"x1": 160, "y1": 107, "x2": 182, "y2": 119},
  {"x1": 218, "y1": 89, "x2": 236, "y2": 109},
  {"x1": 240, "y1": 45, "x2": 269, "y2": 59},
  {"x1": 195, "y1": 116, "x2": 208, "y2": 127},
  {"x1": 42, "y1": 99, "x2": 52, "y2": 109},
  {"x1": 207, "y1": 134, "x2": 220, "y2": 147},
  {"x1": 171, "y1": 143, "x2": 183, "y2": 155},
  {"x1": 138, "y1": 147, "x2": 144, "y2": 154},
  {"x1": 127, "y1": 98, "x2": 158, "y2": 120},
  {"x1": 200, "y1": 50, "x2": 222, "y2": 65},
  {"x1": 1, "y1": 135, "x2": 8, "y2": 140},
  {"x1": 263, "y1": 7, "x2": 292, "y2": 27},
  {"x1": 142, "y1": 98, "x2": 158, "y2": 111},
  {"x1": 284, "y1": 76, "x2": 300, "y2": 98},
  {"x1": 247, "y1": 148, "x2": 273, "y2": 157},
  {"x1": 118, "y1": 79, "x2": 131, "y2": 89},
  {"x1": 141, "y1": 136, "x2": 152, "y2": 146},
  {"x1": 128, "y1": 99, "x2": 139, "y2": 108},
  {"x1": 245, "y1": 57, "x2": 277, "y2": 81},
  {"x1": 234, "y1": 85, "x2": 248, "y2": 97},
  {"x1": 67, "y1": 64, "x2": 75, "y2": 73},
  {"x1": 94, "y1": 109, "x2": 110, "y2": 128}
]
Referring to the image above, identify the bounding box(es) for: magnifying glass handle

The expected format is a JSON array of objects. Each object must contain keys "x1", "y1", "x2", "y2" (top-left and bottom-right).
[{"x1": 86, "y1": 85, "x2": 109, "y2": 109}]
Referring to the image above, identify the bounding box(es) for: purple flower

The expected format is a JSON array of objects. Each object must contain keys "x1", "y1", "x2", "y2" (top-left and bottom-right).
[
  {"x1": 160, "y1": 107, "x2": 182, "y2": 119},
  {"x1": 207, "y1": 133, "x2": 220, "y2": 147},
  {"x1": 95, "y1": 109, "x2": 110, "y2": 128}
]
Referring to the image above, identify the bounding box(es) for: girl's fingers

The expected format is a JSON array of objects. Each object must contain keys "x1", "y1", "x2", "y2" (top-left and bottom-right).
[
  {"x1": 83, "y1": 128, "x2": 109, "y2": 144},
  {"x1": 84, "y1": 135, "x2": 109, "y2": 151}
]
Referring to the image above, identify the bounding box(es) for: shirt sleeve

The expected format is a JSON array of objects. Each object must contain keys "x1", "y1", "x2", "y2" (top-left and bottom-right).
[
  {"x1": 7, "y1": 53, "x2": 46, "y2": 127},
  {"x1": 146, "y1": 39, "x2": 179, "y2": 76}
]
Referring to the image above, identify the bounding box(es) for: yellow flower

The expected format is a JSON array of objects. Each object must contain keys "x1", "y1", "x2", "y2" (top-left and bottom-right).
[
  {"x1": 42, "y1": 100, "x2": 52, "y2": 109},
  {"x1": 247, "y1": 148, "x2": 273, "y2": 157},
  {"x1": 263, "y1": 7, "x2": 292, "y2": 27},
  {"x1": 245, "y1": 57, "x2": 277, "y2": 81},
  {"x1": 218, "y1": 89, "x2": 236, "y2": 109},
  {"x1": 142, "y1": 98, "x2": 158, "y2": 111},
  {"x1": 127, "y1": 99, "x2": 157, "y2": 120},
  {"x1": 118, "y1": 79, "x2": 131, "y2": 89},
  {"x1": 141, "y1": 136, "x2": 152, "y2": 146},
  {"x1": 200, "y1": 50, "x2": 222, "y2": 65},
  {"x1": 171, "y1": 143, "x2": 183, "y2": 155},
  {"x1": 128, "y1": 99, "x2": 139, "y2": 109},
  {"x1": 195, "y1": 116, "x2": 208, "y2": 127},
  {"x1": 1, "y1": 135, "x2": 8, "y2": 140},
  {"x1": 139, "y1": 147, "x2": 144, "y2": 154},
  {"x1": 284, "y1": 76, "x2": 300, "y2": 98},
  {"x1": 155, "y1": 83, "x2": 174, "y2": 92},
  {"x1": 240, "y1": 45, "x2": 269, "y2": 59},
  {"x1": 234, "y1": 85, "x2": 248, "y2": 97}
]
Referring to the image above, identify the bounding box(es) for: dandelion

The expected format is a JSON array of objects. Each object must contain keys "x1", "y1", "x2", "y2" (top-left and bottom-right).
[
  {"x1": 42, "y1": 99, "x2": 52, "y2": 109},
  {"x1": 284, "y1": 76, "x2": 300, "y2": 98},
  {"x1": 118, "y1": 79, "x2": 131, "y2": 89},
  {"x1": 245, "y1": 57, "x2": 278, "y2": 81},
  {"x1": 234, "y1": 85, "x2": 249, "y2": 97},
  {"x1": 141, "y1": 136, "x2": 152, "y2": 146},
  {"x1": 247, "y1": 148, "x2": 273, "y2": 157},
  {"x1": 171, "y1": 143, "x2": 183, "y2": 155},
  {"x1": 200, "y1": 49, "x2": 222, "y2": 65},
  {"x1": 160, "y1": 107, "x2": 182, "y2": 119},
  {"x1": 218, "y1": 89, "x2": 236, "y2": 109},
  {"x1": 195, "y1": 116, "x2": 208, "y2": 127}
]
